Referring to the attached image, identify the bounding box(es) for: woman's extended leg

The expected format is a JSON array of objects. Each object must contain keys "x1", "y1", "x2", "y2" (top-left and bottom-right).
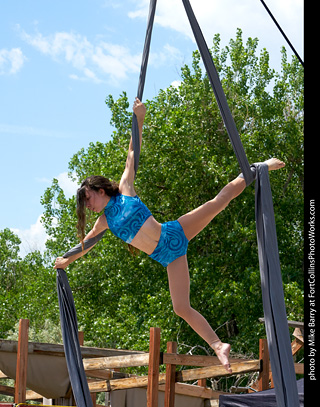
[
  {"x1": 178, "y1": 158, "x2": 285, "y2": 241},
  {"x1": 167, "y1": 255, "x2": 232, "y2": 373},
  {"x1": 178, "y1": 176, "x2": 246, "y2": 241},
  {"x1": 169, "y1": 158, "x2": 285, "y2": 371}
]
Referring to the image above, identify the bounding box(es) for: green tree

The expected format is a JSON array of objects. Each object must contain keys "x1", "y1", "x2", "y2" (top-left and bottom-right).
[
  {"x1": 0, "y1": 228, "x2": 60, "y2": 338},
  {"x1": 0, "y1": 228, "x2": 22, "y2": 335},
  {"x1": 32, "y1": 30, "x2": 305, "y2": 356}
]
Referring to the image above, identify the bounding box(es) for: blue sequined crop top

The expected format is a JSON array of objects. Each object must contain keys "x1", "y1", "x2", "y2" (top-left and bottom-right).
[{"x1": 104, "y1": 193, "x2": 152, "y2": 243}]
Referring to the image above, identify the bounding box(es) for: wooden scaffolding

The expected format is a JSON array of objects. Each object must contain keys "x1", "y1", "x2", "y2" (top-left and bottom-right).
[{"x1": 0, "y1": 319, "x2": 304, "y2": 407}]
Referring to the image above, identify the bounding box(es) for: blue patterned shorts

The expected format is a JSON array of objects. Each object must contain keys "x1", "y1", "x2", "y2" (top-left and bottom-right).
[{"x1": 149, "y1": 220, "x2": 189, "y2": 267}]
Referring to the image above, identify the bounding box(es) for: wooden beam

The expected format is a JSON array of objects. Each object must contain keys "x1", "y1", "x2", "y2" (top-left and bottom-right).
[
  {"x1": 14, "y1": 319, "x2": 29, "y2": 404},
  {"x1": 85, "y1": 369, "x2": 129, "y2": 380},
  {"x1": 147, "y1": 327, "x2": 161, "y2": 407},
  {"x1": 83, "y1": 353, "x2": 149, "y2": 370},
  {"x1": 294, "y1": 363, "x2": 304, "y2": 375},
  {"x1": 165, "y1": 341, "x2": 177, "y2": 407},
  {"x1": 88, "y1": 360, "x2": 260, "y2": 393},
  {"x1": 159, "y1": 383, "x2": 226, "y2": 400},
  {"x1": 83, "y1": 352, "x2": 248, "y2": 371},
  {"x1": 293, "y1": 327, "x2": 304, "y2": 343},
  {"x1": 258, "y1": 318, "x2": 304, "y2": 329},
  {"x1": 292, "y1": 339, "x2": 304, "y2": 356},
  {"x1": 0, "y1": 384, "x2": 15, "y2": 396},
  {"x1": 163, "y1": 353, "x2": 245, "y2": 367},
  {"x1": 0, "y1": 339, "x2": 146, "y2": 358},
  {"x1": 175, "y1": 360, "x2": 260, "y2": 382},
  {"x1": 89, "y1": 375, "x2": 158, "y2": 392}
]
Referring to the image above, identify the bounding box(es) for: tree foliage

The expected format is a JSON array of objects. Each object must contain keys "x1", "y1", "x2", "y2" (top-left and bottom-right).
[
  {"x1": 0, "y1": 229, "x2": 60, "y2": 337},
  {"x1": 0, "y1": 30, "x2": 303, "y2": 359}
]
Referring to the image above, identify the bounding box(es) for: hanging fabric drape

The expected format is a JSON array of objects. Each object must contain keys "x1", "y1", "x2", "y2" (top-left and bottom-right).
[
  {"x1": 56, "y1": 268, "x2": 93, "y2": 407},
  {"x1": 181, "y1": 1, "x2": 299, "y2": 406},
  {"x1": 255, "y1": 164, "x2": 300, "y2": 407},
  {"x1": 56, "y1": 231, "x2": 111, "y2": 406},
  {"x1": 181, "y1": 0, "x2": 254, "y2": 186},
  {"x1": 131, "y1": 0, "x2": 157, "y2": 176}
]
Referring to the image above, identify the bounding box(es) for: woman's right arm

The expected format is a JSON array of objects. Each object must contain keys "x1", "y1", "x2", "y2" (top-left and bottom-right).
[
  {"x1": 54, "y1": 214, "x2": 108, "y2": 269},
  {"x1": 119, "y1": 98, "x2": 146, "y2": 196}
]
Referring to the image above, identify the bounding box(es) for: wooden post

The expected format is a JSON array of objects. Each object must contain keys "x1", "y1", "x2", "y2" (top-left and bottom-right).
[
  {"x1": 197, "y1": 378, "x2": 206, "y2": 387},
  {"x1": 258, "y1": 338, "x2": 269, "y2": 391},
  {"x1": 165, "y1": 342, "x2": 177, "y2": 407},
  {"x1": 14, "y1": 319, "x2": 29, "y2": 404},
  {"x1": 90, "y1": 393, "x2": 97, "y2": 407},
  {"x1": 147, "y1": 327, "x2": 161, "y2": 407},
  {"x1": 78, "y1": 331, "x2": 84, "y2": 346}
]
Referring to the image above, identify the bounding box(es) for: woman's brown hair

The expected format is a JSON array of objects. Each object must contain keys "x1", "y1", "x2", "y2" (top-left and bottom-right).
[{"x1": 76, "y1": 175, "x2": 119, "y2": 244}]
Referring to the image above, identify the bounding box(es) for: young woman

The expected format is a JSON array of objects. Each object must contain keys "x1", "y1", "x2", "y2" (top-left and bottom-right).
[{"x1": 54, "y1": 98, "x2": 285, "y2": 373}]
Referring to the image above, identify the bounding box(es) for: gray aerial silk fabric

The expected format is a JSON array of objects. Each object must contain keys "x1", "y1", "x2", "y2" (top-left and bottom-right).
[
  {"x1": 56, "y1": 268, "x2": 93, "y2": 407},
  {"x1": 131, "y1": 0, "x2": 157, "y2": 176},
  {"x1": 255, "y1": 164, "x2": 299, "y2": 407},
  {"x1": 56, "y1": 1, "x2": 299, "y2": 406},
  {"x1": 181, "y1": 0, "x2": 254, "y2": 186}
]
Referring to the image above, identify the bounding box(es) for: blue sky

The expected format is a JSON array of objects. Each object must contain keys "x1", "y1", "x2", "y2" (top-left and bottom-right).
[{"x1": 0, "y1": 0, "x2": 303, "y2": 255}]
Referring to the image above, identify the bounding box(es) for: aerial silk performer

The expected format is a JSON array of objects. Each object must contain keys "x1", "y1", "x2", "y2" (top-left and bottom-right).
[{"x1": 55, "y1": 98, "x2": 285, "y2": 372}]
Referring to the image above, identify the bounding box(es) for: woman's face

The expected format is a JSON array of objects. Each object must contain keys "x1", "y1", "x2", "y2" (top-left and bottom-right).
[{"x1": 85, "y1": 187, "x2": 108, "y2": 213}]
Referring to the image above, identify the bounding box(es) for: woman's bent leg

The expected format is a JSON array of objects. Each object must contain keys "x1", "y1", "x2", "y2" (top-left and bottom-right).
[{"x1": 167, "y1": 255, "x2": 232, "y2": 372}]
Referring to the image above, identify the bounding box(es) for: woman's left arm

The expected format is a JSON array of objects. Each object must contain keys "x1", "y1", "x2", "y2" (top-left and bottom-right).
[
  {"x1": 54, "y1": 214, "x2": 108, "y2": 269},
  {"x1": 119, "y1": 98, "x2": 146, "y2": 195}
]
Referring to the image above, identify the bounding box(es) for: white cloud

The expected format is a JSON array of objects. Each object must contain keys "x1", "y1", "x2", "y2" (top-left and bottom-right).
[
  {"x1": 18, "y1": 27, "x2": 143, "y2": 84},
  {"x1": 129, "y1": 0, "x2": 303, "y2": 58},
  {"x1": 149, "y1": 43, "x2": 182, "y2": 67},
  {"x1": 102, "y1": 0, "x2": 123, "y2": 9},
  {"x1": 10, "y1": 1, "x2": 303, "y2": 86},
  {"x1": 128, "y1": 0, "x2": 149, "y2": 19},
  {"x1": 36, "y1": 172, "x2": 79, "y2": 199},
  {"x1": 11, "y1": 215, "x2": 48, "y2": 257},
  {"x1": 12, "y1": 173, "x2": 78, "y2": 257},
  {"x1": 0, "y1": 48, "x2": 26, "y2": 75},
  {"x1": 129, "y1": 0, "x2": 248, "y2": 40},
  {"x1": 171, "y1": 80, "x2": 181, "y2": 89},
  {"x1": 92, "y1": 43, "x2": 141, "y2": 80},
  {"x1": 0, "y1": 123, "x2": 73, "y2": 139},
  {"x1": 17, "y1": 19, "x2": 188, "y2": 85},
  {"x1": 56, "y1": 172, "x2": 79, "y2": 198}
]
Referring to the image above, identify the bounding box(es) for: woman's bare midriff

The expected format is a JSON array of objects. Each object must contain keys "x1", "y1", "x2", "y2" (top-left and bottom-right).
[{"x1": 130, "y1": 216, "x2": 162, "y2": 255}]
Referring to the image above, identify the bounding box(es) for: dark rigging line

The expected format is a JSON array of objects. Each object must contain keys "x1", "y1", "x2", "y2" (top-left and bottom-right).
[{"x1": 259, "y1": 0, "x2": 304, "y2": 67}]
